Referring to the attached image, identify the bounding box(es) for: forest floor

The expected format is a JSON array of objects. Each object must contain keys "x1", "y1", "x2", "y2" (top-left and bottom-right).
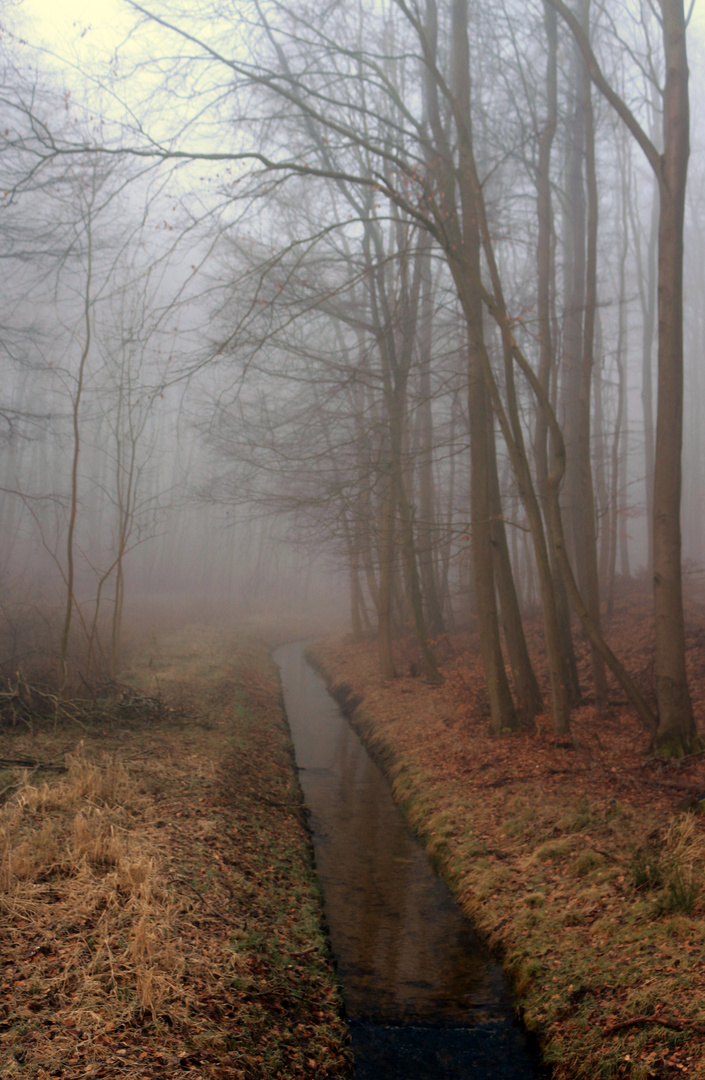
[
  {"x1": 310, "y1": 586, "x2": 705, "y2": 1080},
  {"x1": 0, "y1": 627, "x2": 351, "y2": 1080}
]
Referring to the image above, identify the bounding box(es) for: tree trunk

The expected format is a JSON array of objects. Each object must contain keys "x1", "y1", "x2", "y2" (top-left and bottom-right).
[
  {"x1": 421, "y1": 0, "x2": 517, "y2": 728},
  {"x1": 535, "y1": 0, "x2": 581, "y2": 708},
  {"x1": 377, "y1": 472, "x2": 397, "y2": 679},
  {"x1": 396, "y1": 458, "x2": 443, "y2": 682},
  {"x1": 468, "y1": 335, "x2": 519, "y2": 732},
  {"x1": 546, "y1": 0, "x2": 698, "y2": 756},
  {"x1": 561, "y1": 18, "x2": 588, "y2": 589},
  {"x1": 594, "y1": 315, "x2": 610, "y2": 589},
  {"x1": 60, "y1": 200, "x2": 93, "y2": 696},
  {"x1": 580, "y1": 13, "x2": 609, "y2": 711},
  {"x1": 487, "y1": 416, "x2": 543, "y2": 725},
  {"x1": 347, "y1": 520, "x2": 365, "y2": 642},
  {"x1": 451, "y1": 0, "x2": 519, "y2": 732},
  {"x1": 641, "y1": 185, "x2": 658, "y2": 580},
  {"x1": 416, "y1": 234, "x2": 445, "y2": 638},
  {"x1": 652, "y1": 0, "x2": 698, "y2": 754},
  {"x1": 607, "y1": 149, "x2": 631, "y2": 614}
]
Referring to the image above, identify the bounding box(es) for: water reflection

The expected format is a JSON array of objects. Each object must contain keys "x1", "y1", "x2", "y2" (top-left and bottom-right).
[
  {"x1": 274, "y1": 641, "x2": 505, "y2": 1022},
  {"x1": 274, "y1": 641, "x2": 541, "y2": 1079}
]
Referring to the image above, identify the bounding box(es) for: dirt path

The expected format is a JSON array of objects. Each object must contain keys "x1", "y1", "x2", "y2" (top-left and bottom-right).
[{"x1": 0, "y1": 627, "x2": 350, "y2": 1080}]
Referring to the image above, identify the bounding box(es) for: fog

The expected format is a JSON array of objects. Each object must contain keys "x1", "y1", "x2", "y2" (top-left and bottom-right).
[{"x1": 0, "y1": 1, "x2": 703, "y2": 746}]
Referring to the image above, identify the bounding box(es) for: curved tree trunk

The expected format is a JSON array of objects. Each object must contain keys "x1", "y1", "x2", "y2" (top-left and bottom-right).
[
  {"x1": 468, "y1": 337, "x2": 519, "y2": 732},
  {"x1": 422, "y1": 0, "x2": 517, "y2": 729},
  {"x1": 452, "y1": 0, "x2": 518, "y2": 732},
  {"x1": 487, "y1": 419, "x2": 543, "y2": 725}
]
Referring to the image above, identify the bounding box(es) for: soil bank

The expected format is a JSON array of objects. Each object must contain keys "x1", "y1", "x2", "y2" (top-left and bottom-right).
[{"x1": 308, "y1": 633, "x2": 705, "y2": 1080}]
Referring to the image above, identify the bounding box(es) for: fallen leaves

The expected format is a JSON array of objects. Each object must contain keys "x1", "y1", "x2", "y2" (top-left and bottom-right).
[{"x1": 311, "y1": 589, "x2": 705, "y2": 1079}]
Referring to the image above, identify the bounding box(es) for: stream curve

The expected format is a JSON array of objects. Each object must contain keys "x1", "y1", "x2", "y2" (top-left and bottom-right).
[{"x1": 274, "y1": 640, "x2": 542, "y2": 1080}]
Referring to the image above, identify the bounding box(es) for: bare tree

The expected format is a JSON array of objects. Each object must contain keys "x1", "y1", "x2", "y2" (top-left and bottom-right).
[{"x1": 547, "y1": 0, "x2": 699, "y2": 754}]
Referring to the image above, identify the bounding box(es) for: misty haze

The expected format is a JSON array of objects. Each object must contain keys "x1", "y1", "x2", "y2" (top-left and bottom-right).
[{"x1": 1, "y1": 2, "x2": 704, "y2": 1079}]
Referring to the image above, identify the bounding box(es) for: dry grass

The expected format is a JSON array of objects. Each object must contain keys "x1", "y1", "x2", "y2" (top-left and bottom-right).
[
  {"x1": 0, "y1": 629, "x2": 350, "y2": 1080},
  {"x1": 0, "y1": 748, "x2": 192, "y2": 1051}
]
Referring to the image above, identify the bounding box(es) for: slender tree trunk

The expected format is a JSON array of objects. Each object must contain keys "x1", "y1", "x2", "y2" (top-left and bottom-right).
[
  {"x1": 547, "y1": 0, "x2": 698, "y2": 756},
  {"x1": 467, "y1": 334, "x2": 519, "y2": 731},
  {"x1": 343, "y1": 514, "x2": 365, "y2": 642},
  {"x1": 536, "y1": 0, "x2": 581, "y2": 707},
  {"x1": 362, "y1": 524, "x2": 381, "y2": 617},
  {"x1": 487, "y1": 416, "x2": 543, "y2": 724},
  {"x1": 618, "y1": 364, "x2": 632, "y2": 581},
  {"x1": 594, "y1": 316, "x2": 610, "y2": 588},
  {"x1": 438, "y1": 390, "x2": 460, "y2": 631},
  {"x1": 377, "y1": 471, "x2": 397, "y2": 679},
  {"x1": 628, "y1": 167, "x2": 658, "y2": 582},
  {"x1": 580, "y1": 13, "x2": 609, "y2": 710},
  {"x1": 353, "y1": 498, "x2": 374, "y2": 636},
  {"x1": 607, "y1": 154, "x2": 631, "y2": 613},
  {"x1": 59, "y1": 205, "x2": 93, "y2": 696},
  {"x1": 642, "y1": 187, "x2": 658, "y2": 580},
  {"x1": 561, "y1": 19, "x2": 588, "y2": 587},
  {"x1": 652, "y1": 0, "x2": 697, "y2": 753},
  {"x1": 451, "y1": 0, "x2": 519, "y2": 731},
  {"x1": 416, "y1": 233, "x2": 445, "y2": 636},
  {"x1": 110, "y1": 565, "x2": 124, "y2": 679}
]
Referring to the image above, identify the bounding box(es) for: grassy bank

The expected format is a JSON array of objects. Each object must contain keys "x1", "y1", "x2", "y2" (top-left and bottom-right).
[
  {"x1": 0, "y1": 627, "x2": 350, "y2": 1080},
  {"x1": 309, "y1": 634, "x2": 705, "y2": 1080}
]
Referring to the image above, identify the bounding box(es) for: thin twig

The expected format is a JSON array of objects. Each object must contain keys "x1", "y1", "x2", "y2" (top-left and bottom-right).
[
  {"x1": 602, "y1": 1015, "x2": 705, "y2": 1036},
  {"x1": 168, "y1": 874, "x2": 232, "y2": 923},
  {"x1": 0, "y1": 757, "x2": 66, "y2": 771}
]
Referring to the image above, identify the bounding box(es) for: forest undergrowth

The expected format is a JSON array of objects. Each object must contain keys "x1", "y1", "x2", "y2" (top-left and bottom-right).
[
  {"x1": 310, "y1": 588, "x2": 705, "y2": 1080},
  {"x1": 0, "y1": 628, "x2": 350, "y2": 1080}
]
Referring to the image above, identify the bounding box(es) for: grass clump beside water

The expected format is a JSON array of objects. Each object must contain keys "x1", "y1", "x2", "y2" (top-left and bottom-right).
[{"x1": 0, "y1": 628, "x2": 350, "y2": 1080}]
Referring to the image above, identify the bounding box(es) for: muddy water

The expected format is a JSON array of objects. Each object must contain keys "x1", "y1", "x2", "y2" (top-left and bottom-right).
[{"x1": 274, "y1": 641, "x2": 541, "y2": 1080}]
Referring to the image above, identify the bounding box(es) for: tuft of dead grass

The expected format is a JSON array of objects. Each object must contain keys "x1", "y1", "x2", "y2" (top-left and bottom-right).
[
  {"x1": 0, "y1": 629, "x2": 350, "y2": 1080},
  {"x1": 0, "y1": 746, "x2": 190, "y2": 1037}
]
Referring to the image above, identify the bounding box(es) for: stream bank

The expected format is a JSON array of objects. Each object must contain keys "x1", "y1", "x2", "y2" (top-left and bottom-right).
[{"x1": 308, "y1": 635, "x2": 705, "y2": 1080}]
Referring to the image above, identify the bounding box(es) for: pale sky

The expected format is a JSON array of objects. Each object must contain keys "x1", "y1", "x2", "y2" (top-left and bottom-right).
[
  {"x1": 11, "y1": 0, "x2": 705, "y2": 54},
  {"x1": 6, "y1": 0, "x2": 705, "y2": 126},
  {"x1": 9, "y1": 0, "x2": 132, "y2": 53}
]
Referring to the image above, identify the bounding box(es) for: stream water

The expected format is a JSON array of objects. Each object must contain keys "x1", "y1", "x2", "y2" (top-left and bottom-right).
[{"x1": 274, "y1": 641, "x2": 542, "y2": 1080}]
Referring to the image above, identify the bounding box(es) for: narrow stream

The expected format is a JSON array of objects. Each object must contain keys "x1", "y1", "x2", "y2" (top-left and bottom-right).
[{"x1": 274, "y1": 641, "x2": 542, "y2": 1080}]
